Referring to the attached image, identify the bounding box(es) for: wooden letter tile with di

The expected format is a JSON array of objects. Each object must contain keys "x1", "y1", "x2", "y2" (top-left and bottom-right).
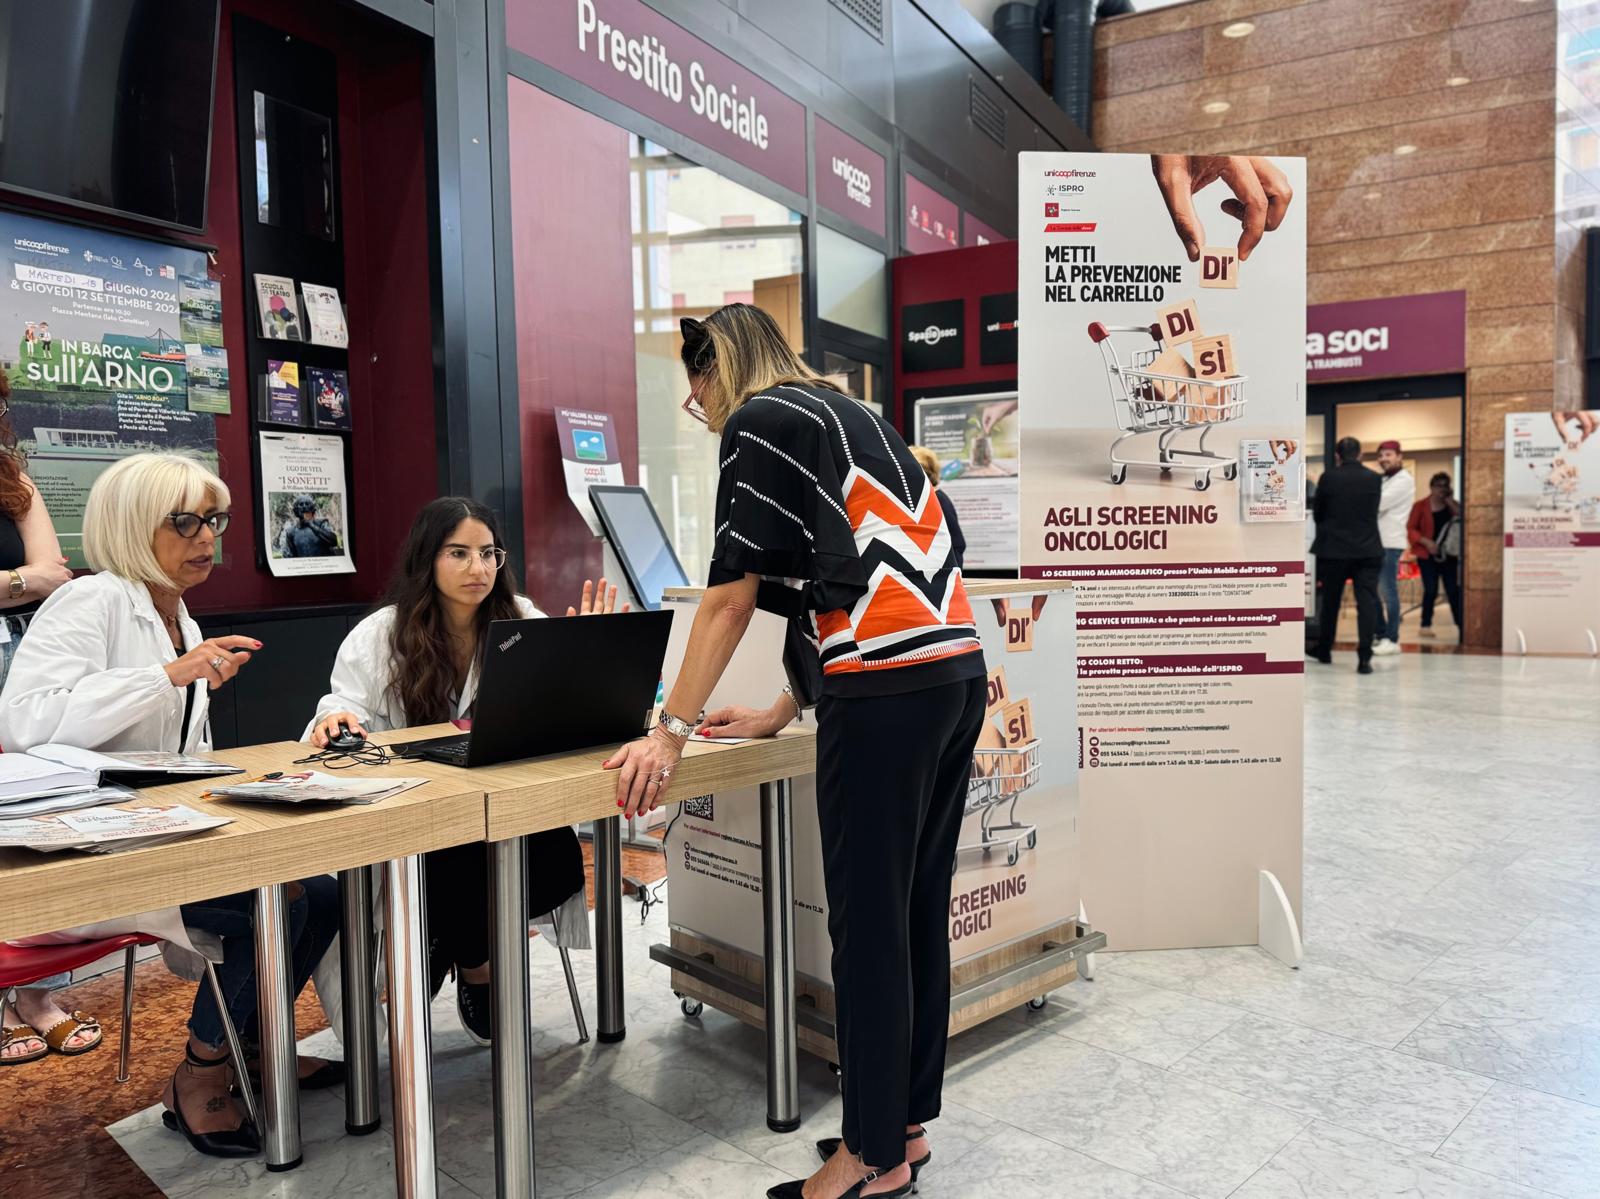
[
  {"x1": 1156, "y1": 298, "x2": 1202, "y2": 346},
  {"x1": 1198, "y1": 247, "x2": 1239, "y2": 289}
]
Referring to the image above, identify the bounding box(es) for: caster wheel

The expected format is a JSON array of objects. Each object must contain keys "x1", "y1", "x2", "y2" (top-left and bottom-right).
[
  {"x1": 1223, "y1": 463, "x2": 1238, "y2": 481},
  {"x1": 1160, "y1": 466, "x2": 1172, "y2": 476},
  {"x1": 680, "y1": 998, "x2": 704, "y2": 1019},
  {"x1": 1027, "y1": 996, "x2": 1048, "y2": 1012},
  {"x1": 1110, "y1": 465, "x2": 1126, "y2": 484},
  {"x1": 1026, "y1": 832, "x2": 1038, "y2": 850},
  {"x1": 828, "y1": 1061, "x2": 842, "y2": 1076},
  {"x1": 1194, "y1": 472, "x2": 1211, "y2": 492},
  {"x1": 1007, "y1": 850, "x2": 1019, "y2": 867}
]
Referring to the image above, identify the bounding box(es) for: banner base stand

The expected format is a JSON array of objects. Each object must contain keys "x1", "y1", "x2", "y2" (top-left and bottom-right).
[
  {"x1": 1258, "y1": 870, "x2": 1303, "y2": 969},
  {"x1": 1077, "y1": 901, "x2": 1096, "y2": 980}
]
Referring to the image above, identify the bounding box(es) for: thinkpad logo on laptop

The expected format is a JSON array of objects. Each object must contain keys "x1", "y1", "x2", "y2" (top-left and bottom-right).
[{"x1": 498, "y1": 631, "x2": 523, "y2": 652}]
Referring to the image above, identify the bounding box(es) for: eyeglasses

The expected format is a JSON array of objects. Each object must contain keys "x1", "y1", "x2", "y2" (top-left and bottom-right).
[
  {"x1": 440, "y1": 546, "x2": 508, "y2": 570},
  {"x1": 168, "y1": 511, "x2": 231, "y2": 538},
  {"x1": 682, "y1": 377, "x2": 710, "y2": 425}
]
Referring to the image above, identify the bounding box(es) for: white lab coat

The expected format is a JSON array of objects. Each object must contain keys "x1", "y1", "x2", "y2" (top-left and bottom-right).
[
  {"x1": 1378, "y1": 468, "x2": 1414, "y2": 550},
  {"x1": 302, "y1": 598, "x2": 591, "y2": 1040},
  {"x1": 0, "y1": 572, "x2": 217, "y2": 966}
]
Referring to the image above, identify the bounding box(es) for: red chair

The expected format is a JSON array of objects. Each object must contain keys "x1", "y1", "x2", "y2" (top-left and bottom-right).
[{"x1": 0, "y1": 934, "x2": 257, "y2": 1126}]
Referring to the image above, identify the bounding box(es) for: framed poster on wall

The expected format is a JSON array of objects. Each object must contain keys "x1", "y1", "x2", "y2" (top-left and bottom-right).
[
  {"x1": 0, "y1": 208, "x2": 220, "y2": 567},
  {"x1": 257, "y1": 430, "x2": 354, "y2": 577}
]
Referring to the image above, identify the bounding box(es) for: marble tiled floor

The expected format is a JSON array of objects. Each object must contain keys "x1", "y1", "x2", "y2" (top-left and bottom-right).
[{"x1": 100, "y1": 651, "x2": 1600, "y2": 1197}]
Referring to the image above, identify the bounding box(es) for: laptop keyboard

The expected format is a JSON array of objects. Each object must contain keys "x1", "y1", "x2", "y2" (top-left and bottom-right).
[{"x1": 427, "y1": 742, "x2": 470, "y2": 765}]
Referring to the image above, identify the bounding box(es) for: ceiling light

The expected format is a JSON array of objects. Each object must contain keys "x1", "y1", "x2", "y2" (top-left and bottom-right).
[
  {"x1": 1222, "y1": 21, "x2": 1255, "y2": 37},
  {"x1": 1447, "y1": 75, "x2": 1470, "y2": 86},
  {"x1": 1202, "y1": 100, "x2": 1231, "y2": 115},
  {"x1": 1394, "y1": 144, "x2": 1418, "y2": 156}
]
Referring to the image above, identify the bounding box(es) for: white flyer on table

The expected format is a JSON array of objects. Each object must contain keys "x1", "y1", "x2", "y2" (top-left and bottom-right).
[{"x1": 259, "y1": 431, "x2": 355, "y2": 577}]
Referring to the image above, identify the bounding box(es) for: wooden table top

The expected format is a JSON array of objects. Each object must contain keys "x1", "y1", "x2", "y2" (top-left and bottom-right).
[{"x1": 0, "y1": 724, "x2": 819, "y2": 941}]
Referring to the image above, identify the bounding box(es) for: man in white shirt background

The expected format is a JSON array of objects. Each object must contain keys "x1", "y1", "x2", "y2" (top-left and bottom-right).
[{"x1": 1374, "y1": 438, "x2": 1413, "y2": 656}]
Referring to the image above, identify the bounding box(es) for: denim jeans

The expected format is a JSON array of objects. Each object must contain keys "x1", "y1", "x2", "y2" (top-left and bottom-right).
[
  {"x1": 179, "y1": 875, "x2": 340, "y2": 1049},
  {"x1": 1378, "y1": 547, "x2": 1403, "y2": 642}
]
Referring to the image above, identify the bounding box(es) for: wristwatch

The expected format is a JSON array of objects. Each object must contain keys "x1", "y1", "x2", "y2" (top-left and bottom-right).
[
  {"x1": 7, "y1": 570, "x2": 25, "y2": 600},
  {"x1": 656, "y1": 710, "x2": 695, "y2": 739}
]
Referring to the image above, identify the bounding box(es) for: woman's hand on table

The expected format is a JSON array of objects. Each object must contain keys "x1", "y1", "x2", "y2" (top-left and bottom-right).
[
  {"x1": 310, "y1": 711, "x2": 369, "y2": 749},
  {"x1": 164, "y1": 636, "x2": 261, "y2": 691},
  {"x1": 603, "y1": 727, "x2": 684, "y2": 818},
  {"x1": 697, "y1": 699, "x2": 794, "y2": 740},
  {"x1": 567, "y1": 577, "x2": 631, "y2": 616}
]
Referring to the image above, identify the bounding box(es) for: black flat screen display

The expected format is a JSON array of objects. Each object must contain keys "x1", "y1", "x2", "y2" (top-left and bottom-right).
[{"x1": 0, "y1": 0, "x2": 221, "y2": 231}]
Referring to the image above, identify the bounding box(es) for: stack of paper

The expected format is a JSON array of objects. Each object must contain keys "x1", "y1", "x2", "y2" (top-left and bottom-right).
[
  {"x1": 0, "y1": 800, "x2": 232, "y2": 854},
  {"x1": 30, "y1": 745, "x2": 242, "y2": 787},
  {"x1": 0, "y1": 752, "x2": 103, "y2": 810},
  {"x1": 203, "y1": 772, "x2": 427, "y2": 806}
]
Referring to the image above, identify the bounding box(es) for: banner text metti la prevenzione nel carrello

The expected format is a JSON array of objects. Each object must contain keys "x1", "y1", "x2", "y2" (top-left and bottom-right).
[{"x1": 1043, "y1": 246, "x2": 1180, "y2": 304}]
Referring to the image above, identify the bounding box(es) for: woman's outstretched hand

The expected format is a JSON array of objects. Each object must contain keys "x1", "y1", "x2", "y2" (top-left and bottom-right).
[{"x1": 568, "y1": 577, "x2": 631, "y2": 616}]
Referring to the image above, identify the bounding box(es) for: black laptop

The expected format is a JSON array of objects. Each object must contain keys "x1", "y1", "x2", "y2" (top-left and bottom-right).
[{"x1": 397, "y1": 610, "x2": 673, "y2": 768}]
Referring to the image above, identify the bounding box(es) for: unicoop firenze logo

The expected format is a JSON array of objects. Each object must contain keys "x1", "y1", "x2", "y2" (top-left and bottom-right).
[
  {"x1": 498, "y1": 631, "x2": 523, "y2": 653},
  {"x1": 1043, "y1": 169, "x2": 1096, "y2": 178},
  {"x1": 832, "y1": 156, "x2": 873, "y2": 209},
  {"x1": 909, "y1": 324, "x2": 957, "y2": 346},
  {"x1": 14, "y1": 237, "x2": 68, "y2": 255}
]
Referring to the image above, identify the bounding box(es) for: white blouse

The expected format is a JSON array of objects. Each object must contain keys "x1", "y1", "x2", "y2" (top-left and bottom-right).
[
  {"x1": 303, "y1": 595, "x2": 543, "y2": 738},
  {"x1": 0, "y1": 571, "x2": 210, "y2": 755}
]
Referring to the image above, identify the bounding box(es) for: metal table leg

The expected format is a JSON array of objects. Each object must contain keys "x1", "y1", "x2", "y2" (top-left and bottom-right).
[
  {"x1": 254, "y1": 882, "x2": 302, "y2": 1171},
  {"x1": 490, "y1": 836, "x2": 537, "y2": 1198},
  {"x1": 594, "y1": 816, "x2": 626, "y2": 1043},
  {"x1": 385, "y1": 855, "x2": 438, "y2": 1198},
  {"x1": 339, "y1": 866, "x2": 381, "y2": 1135},
  {"x1": 760, "y1": 778, "x2": 800, "y2": 1133}
]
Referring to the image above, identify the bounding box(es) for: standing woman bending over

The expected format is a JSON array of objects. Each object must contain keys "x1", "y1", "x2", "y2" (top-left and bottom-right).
[
  {"x1": 0, "y1": 454, "x2": 339, "y2": 1158},
  {"x1": 307, "y1": 497, "x2": 623, "y2": 1042},
  {"x1": 606, "y1": 305, "x2": 985, "y2": 1199},
  {"x1": 0, "y1": 365, "x2": 89, "y2": 1065}
]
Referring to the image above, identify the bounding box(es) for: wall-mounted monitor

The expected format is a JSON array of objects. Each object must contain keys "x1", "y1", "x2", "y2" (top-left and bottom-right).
[{"x1": 0, "y1": 0, "x2": 222, "y2": 232}]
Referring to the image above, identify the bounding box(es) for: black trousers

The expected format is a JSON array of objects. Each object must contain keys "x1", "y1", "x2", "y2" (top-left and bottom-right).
[
  {"x1": 816, "y1": 676, "x2": 986, "y2": 1168},
  {"x1": 1418, "y1": 555, "x2": 1462, "y2": 631},
  {"x1": 1315, "y1": 554, "x2": 1382, "y2": 662},
  {"x1": 423, "y1": 829, "x2": 585, "y2": 996}
]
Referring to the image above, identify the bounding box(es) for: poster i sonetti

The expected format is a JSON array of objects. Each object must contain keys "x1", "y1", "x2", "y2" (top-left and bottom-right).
[
  {"x1": 1501, "y1": 411, "x2": 1600, "y2": 655},
  {"x1": 259, "y1": 431, "x2": 355, "y2": 577},
  {"x1": 0, "y1": 210, "x2": 219, "y2": 566},
  {"x1": 1018, "y1": 151, "x2": 1306, "y2": 951}
]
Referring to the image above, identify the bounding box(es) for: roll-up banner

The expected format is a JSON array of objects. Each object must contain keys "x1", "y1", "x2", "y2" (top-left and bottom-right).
[
  {"x1": 1018, "y1": 152, "x2": 1307, "y2": 951},
  {"x1": 1502, "y1": 412, "x2": 1600, "y2": 655}
]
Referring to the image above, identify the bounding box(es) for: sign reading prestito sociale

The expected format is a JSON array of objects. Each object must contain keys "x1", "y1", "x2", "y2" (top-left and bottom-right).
[
  {"x1": 509, "y1": 0, "x2": 807, "y2": 197},
  {"x1": 814, "y1": 117, "x2": 884, "y2": 238},
  {"x1": 1305, "y1": 290, "x2": 1465, "y2": 382}
]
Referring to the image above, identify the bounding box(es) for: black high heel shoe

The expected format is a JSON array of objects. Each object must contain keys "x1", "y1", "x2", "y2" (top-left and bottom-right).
[
  {"x1": 161, "y1": 1044, "x2": 261, "y2": 1158},
  {"x1": 766, "y1": 1168, "x2": 913, "y2": 1199},
  {"x1": 242, "y1": 1040, "x2": 348, "y2": 1092},
  {"x1": 816, "y1": 1128, "x2": 931, "y2": 1185}
]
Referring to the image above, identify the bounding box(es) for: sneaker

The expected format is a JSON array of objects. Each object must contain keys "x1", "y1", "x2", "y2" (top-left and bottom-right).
[{"x1": 1372, "y1": 639, "x2": 1400, "y2": 656}]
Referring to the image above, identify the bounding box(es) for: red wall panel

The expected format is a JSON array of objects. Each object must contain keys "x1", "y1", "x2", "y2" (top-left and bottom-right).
[
  {"x1": 506, "y1": 79, "x2": 639, "y2": 610},
  {"x1": 892, "y1": 240, "x2": 1019, "y2": 432}
]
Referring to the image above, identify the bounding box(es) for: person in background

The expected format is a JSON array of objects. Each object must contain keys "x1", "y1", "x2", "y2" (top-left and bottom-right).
[
  {"x1": 306, "y1": 497, "x2": 623, "y2": 1043},
  {"x1": 0, "y1": 365, "x2": 90, "y2": 1065},
  {"x1": 1407, "y1": 471, "x2": 1463, "y2": 639},
  {"x1": 608, "y1": 305, "x2": 983, "y2": 1199},
  {"x1": 908, "y1": 445, "x2": 966, "y2": 568},
  {"x1": 0, "y1": 454, "x2": 340, "y2": 1157},
  {"x1": 1373, "y1": 439, "x2": 1413, "y2": 656},
  {"x1": 1309, "y1": 437, "x2": 1384, "y2": 674}
]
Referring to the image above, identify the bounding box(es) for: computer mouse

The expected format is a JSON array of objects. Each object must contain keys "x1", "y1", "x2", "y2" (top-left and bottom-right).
[{"x1": 329, "y1": 723, "x2": 366, "y2": 752}]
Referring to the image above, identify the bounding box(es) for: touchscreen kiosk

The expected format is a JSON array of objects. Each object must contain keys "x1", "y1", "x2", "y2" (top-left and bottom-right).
[{"x1": 589, "y1": 485, "x2": 690, "y2": 611}]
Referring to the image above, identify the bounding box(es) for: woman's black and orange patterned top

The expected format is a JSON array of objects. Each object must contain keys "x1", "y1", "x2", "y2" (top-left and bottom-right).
[{"x1": 706, "y1": 382, "x2": 983, "y2": 699}]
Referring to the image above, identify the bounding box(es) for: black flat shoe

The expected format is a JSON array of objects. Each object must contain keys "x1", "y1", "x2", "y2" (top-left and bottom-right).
[
  {"x1": 816, "y1": 1131, "x2": 930, "y2": 1182},
  {"x1": 767, "y1": 1171, "x2": 913, "y2": 1199},
  {"x1": 243, "y1": 1045, "x2": 347, "y2": 1092},
  {"x1": 457, "y1": 977, "x2": 492, "y2": 1045},
  {"x1": 162, "y1": 1047, "x2": 261, "y2": 1159}
]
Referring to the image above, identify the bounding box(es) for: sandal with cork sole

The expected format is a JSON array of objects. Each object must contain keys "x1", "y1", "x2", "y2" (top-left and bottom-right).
[{"x1": 1, "y1": 1023, "x2": 48, "y2": 1066}]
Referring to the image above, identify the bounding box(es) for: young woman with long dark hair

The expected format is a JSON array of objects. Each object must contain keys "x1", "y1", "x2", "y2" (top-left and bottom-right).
[{"x1": 306, "y1": 496, "x2": 625, "y2": 1041}]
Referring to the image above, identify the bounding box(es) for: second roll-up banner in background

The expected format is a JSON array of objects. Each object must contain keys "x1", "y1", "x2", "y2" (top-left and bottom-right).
[{"x1": 1018, "y1": 152, "x2": 1307, "y2": 951}]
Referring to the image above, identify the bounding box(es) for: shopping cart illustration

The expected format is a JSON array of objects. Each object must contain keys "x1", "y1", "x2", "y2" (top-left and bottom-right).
[
  {"x1": 957, "y1": 739, "x2": 1040, "y2": 870},
  {"x1": 1530, "y1": 459, "x2": 1580, "y2": 511},
  {"x1": 1088, "y1": 321, "x2": 1248, "y2": 491}
]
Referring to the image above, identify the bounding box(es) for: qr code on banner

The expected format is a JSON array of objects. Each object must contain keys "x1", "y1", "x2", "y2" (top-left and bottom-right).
[{"x1": 682, "y1": 794, "x2": 714, "y2": 821}]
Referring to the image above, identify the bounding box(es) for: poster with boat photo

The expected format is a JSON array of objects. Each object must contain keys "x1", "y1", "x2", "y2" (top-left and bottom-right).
[{"x1": 0, "y1": 210, "x2": 219, "y2": 567}]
